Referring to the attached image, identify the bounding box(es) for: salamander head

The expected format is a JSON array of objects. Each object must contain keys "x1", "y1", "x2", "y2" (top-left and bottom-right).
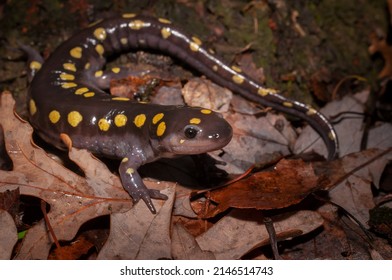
[{"x1": 150, "y1": 107, "x2": 232, "y2": 155}]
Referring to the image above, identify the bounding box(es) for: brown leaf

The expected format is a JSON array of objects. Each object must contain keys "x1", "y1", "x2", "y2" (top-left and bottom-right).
[
  {"x1": 197, "y1": 159, "x2": 319, "y2": 218},
  {"x1": 171, "y1": 223, "x2": 215, "y2": 260},
  {"x1": 196, "y1": 209, "x2": 323, "y2": 259},
  {"x1": 0, "y1": 92, "x2": 170, "y2": 259},
  {"x1": 48, "y1": 235, "x2": 95, "y2": 260},
  {"x1": 0, "y1": 188, "x2": 20, "y2": 221},
  {"x1": 97, "y1": 183, "x2": 175, "y2": 260},
  {"x1": 317, "y1": 148, "x2": 392, "y2": 227},
  {"x1": 196, "y1": 147, "x2": 391, "y2": 219},
  {"x1": 182, "y1": 78, "x2": 232, "y2": 112},
  {"x1": 0, "y1": 209, "x2": 18, "y2": 259},
  {"x1": 221, "y1": 112, "x2": 297, "y2": 172}
]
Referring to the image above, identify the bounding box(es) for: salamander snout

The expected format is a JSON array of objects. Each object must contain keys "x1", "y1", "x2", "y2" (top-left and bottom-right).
[{"x1": 157, "y1": 107, "x2": 233, "y2": 155}]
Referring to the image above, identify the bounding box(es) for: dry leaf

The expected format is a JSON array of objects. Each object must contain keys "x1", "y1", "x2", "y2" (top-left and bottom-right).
[
  {"x1": 171, "y1": 223, "x2": 215, "y2": 260},
  {"x1": 0, "y1": 188, "x2": 20, "y2": 223},
  {"x1": 182, "y1": 78, "x2": 232, "y2": 113},
  {"x1": 193, "y1": 147, "x2": 391, "y2": 220},
  {"x1": 196, "y1": 209, "x2": 323, "y2": 259},
  {"x1": 222, "y1": 112, "x2": 296, "y2": 172},
  {"x1": 48, "y1": 235, "x2": 94, "y2": 260},
  {"x1": 326, "y1": 148, "x2": 392, "y2": 227},
  {"x1": 196, "y1": 159, "x2": 319, "y2": 218},
  {"x1": 97, "y1": 183, "x2": 175, "y2": 260},
  {"x1": 294, "y1": 91, "x2": 367, "y2": 158},
  {"x1": 0, "y1": 209, "x2": 18, "y2": 260}
]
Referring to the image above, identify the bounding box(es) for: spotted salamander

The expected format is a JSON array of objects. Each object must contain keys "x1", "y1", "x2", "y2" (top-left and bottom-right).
[{"x1": 26, "y1": 14, "x2": 339, "y2": 213}]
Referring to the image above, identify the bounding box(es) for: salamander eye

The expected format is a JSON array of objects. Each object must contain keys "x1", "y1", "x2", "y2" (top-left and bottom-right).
[{"x1": 184, "y1": 125, "x2": 199, "y2": 139}]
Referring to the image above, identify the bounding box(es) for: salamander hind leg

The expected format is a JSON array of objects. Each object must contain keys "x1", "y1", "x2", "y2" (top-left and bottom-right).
[{"x1": 119, "y1": 158, "x2": 168, "y2": 214}]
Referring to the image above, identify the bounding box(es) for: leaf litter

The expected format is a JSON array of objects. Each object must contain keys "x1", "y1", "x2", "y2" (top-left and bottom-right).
[
  {"x1": 1, "y1": 2, "x2": 392, "y2": 259},
  {"x1": 1, "y1": 75, "x2": 392, "y2": 259}
]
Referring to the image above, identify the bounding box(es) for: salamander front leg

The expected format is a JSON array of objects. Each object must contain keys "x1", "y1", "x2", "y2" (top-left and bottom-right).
[{"x1": 119, "y1": 158, "x2": 168, "y2": 214}]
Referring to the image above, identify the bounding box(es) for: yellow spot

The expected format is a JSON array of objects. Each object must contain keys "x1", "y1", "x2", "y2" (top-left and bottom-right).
[
  {"x1": 95, "y1": 70, "x2": 103, "y2": 77},
  {"x1": 189, "y1": 118, "x2": 201, "y2": 124},
  {"x1": 75, "y1": 87, "x2": 89, "y2": 95},
  {"x1": 231, "y1": 65, "x2": 242, "y2": 72},
  {"x1": 93, "y1": 27, "x2": 107, "y2": 41},
  {"x1": 29, "y1": 99, "x2": 37, "y2": 115},
  {"x1": 60, "y1": 73, "x2": 75, "y2": 81},
  {"x1": 152, "y1": 113, "x2": 164, "y2": 124},
  {"x1": 306, "y1": 107, "x2": 317, "y2": 116},
  {"x1": 111, "y1": 67, "x2": 120, "y2": 73},
  {"x1": 156, "y1": 121, "x2": 166, "y2": 137},
  {"x1": 258, "y1": 88, "x2": 269, "y2": 96},
  {"x1": 70, "y1": 47, "x2": 82, "y2": 59},
  {"x1": 179, "y1": 139, "x2": 185, "y2": 144},
  {"x1": 122, "y1": 157, "x2": 129, "y2": 163},
  {"x1": 232, "y1": 75, "x2": 244, "y2": 84},
  {"x1": 114, "y1": 114, "x2": 128, "y2": 127},
  {"x1": 98, "y1": 118, "x2": 110, "y2": 131},
  {"x1": 83, "y1": 92, "x2": 95, "y2": 98},
  {"x1": 126, "y1": 168, "x2": 134, "y2": 175},
  {"x1": 30, "y1": 61, "x2": 42, "y2": 71},
  {"x1": 161, "y1": 27, "x2": 171, "y2": 39},
  {"x1": 85, "y1": 62, "x2": 91, "y2": 70},
  {"x1": 61, "y1": 82, "x2": 77, "y2": 89},
  {"x1": 212, "y1": 65, "x2": 218, "y2": 72},
  {"x1": 201, "y1": 109, "x2": 212, "y2": 114},
  {"x1": 122, "y1": 13, "x2": 136, "y2": 18},
  {"x1": 129, "y1": 20, "x2": 147, "y2": 30},
  {"x1": 67, "y1": 111, "x2": 83, "y2": 127},
  {"x1": 328, "y1": 131, "x2": 336, "y2": 141},
  {"x1": 112, "y1": 97, "x2": 130, "y2": 101},
  {"x1": 134, "y1": 114, "x2": 146, "y2": 128},
  {"x1": 49, "y1": 110, "x2": 60, "y2": 124},
  {"x1": 190, "y1": 36, "x2": 202, "y2": 52},
  {"x1": 283, "y1": 102, "x2": 293, "y2": 108},
  {"x1": 120, "y1": 38, "x2": 128, "y2": 45},
  {"x1": 208, "y1": 48, "x2": 215, "y2": 54},
  {"x1": 95, "y1": 44, "x2": 104, "y2": 56},
  {"x1": 63, "y1": 63, "x2": 76, "y2": 72},
  {"x1": 158, "y1": 18, "x2": 171, "y2": 24},
  {"x1": 192, "y1": 36, "x2": 202, "y2": 45}
]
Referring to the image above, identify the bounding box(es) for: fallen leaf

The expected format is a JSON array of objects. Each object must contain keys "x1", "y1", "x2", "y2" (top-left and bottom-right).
[
  {"x1": 194, "y1": 147, "x2": 391, "y2": 220},
  {"x1": 171, "y1": 223, "x2": 215, "y2": 260},
  {"x1": 0, "y1": 209, "x2": 18, "y2": 259},
  {"x1": 182, "y1": 78, "x2": 232, "y2": 113},
  {"x1": 48, "y1": 235, "x2": 95, "y2": 260},
  {"x1": 195, "y1": 159, "x2": 319, "y2": 218},
  {"x1": 97, "y1": 184, "x2": 175, "y2": 260},
  {"x1": 0, "y1": 188, "x2": 20, "y2": 224},
  {"x1": 294, "y1": 91, "x2": 367, "y2": 158},
  {"x1": 326, "y1": 148, "x2": 392, "y2": 227},
  {"x1": 196, "y1": 209, "x2": 323, "y2": 260},
  {"x1": 222, "y1": 112, "x2": 297, "y2": 172}
]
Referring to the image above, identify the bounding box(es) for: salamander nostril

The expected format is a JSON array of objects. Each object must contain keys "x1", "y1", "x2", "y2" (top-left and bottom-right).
[{"x1": 209, "y1": 133, "x2": 220, "y2": 139}]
